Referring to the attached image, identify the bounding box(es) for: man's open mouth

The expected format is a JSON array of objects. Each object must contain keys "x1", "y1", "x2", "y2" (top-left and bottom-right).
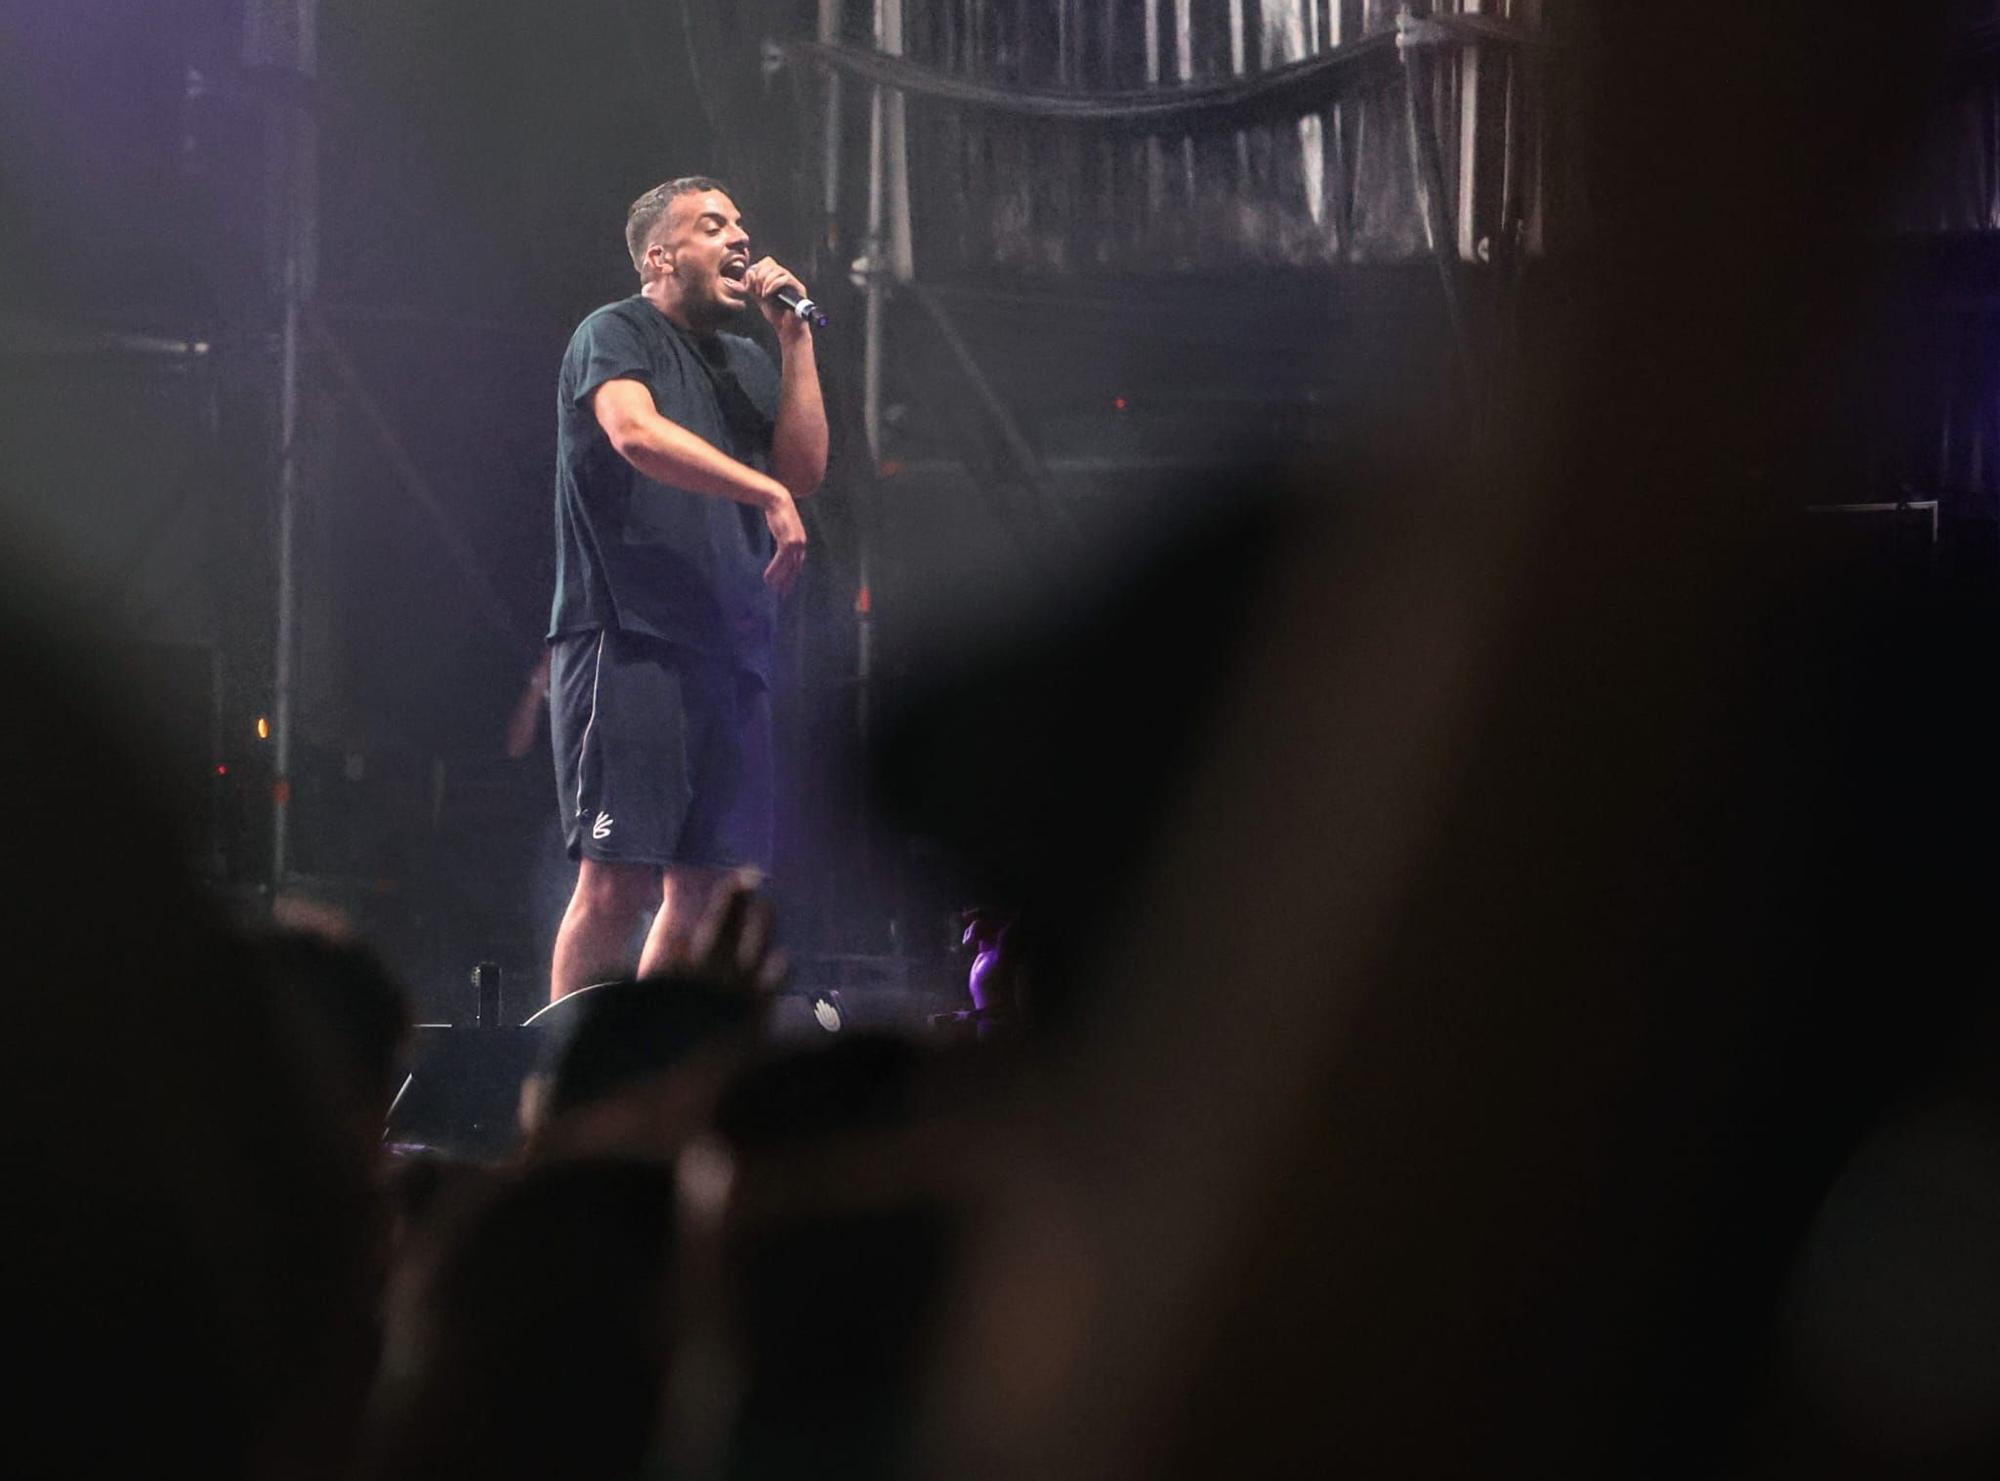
[{"x1": 720, "y1": 260, "x2": 749, "y2": 286}]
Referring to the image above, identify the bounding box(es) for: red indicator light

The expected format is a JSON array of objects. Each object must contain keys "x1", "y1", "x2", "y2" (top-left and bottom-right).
[
  {"x1": 1113, "y1": 396, "x2": 1129, "y2": 411},
  {"x1": 855, "y1": 584, "x2": 873, "y2": 615},
  {"x1": 215, "y1": 764, "x2": 228, "y2": 776}
]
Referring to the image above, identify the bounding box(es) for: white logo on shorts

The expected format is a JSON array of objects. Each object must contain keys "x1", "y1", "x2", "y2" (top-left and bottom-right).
[{"x1": 592, "y1": 811, "x2": 613, "y2": 840}]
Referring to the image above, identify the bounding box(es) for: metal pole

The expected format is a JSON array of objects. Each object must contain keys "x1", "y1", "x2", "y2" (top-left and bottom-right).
[
  {"x1": 862, "y1": 3, "x2": 890, "y2": 467},
  {"x1": 819, "y1": 0, "x2": 843, "y2": 246},
  {"x1": 854, "y1": 0, "x2": 909, "y2": 948},
  {"x1": 250, "y1": 0, "x2": 318, "y2": 890},
  {"x1": 272, "y1": 258, "x2": 302, "y2": 887},
  {"x1": 861, "y1": 0, "x2": 892, "y2": 758},
  {"x1": 1144, "y1": 0, "x2": 1163, "y2": 218},
  {"x1": 882, "y1": 0, "x2": 913, "y2": 282},
  {"x1": 1399, "y1": 11, "x2": 1477, "y2": 417}
]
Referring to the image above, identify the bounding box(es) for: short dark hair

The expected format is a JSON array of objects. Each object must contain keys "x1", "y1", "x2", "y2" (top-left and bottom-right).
[{"x1": 625, "y1": 175, "x2": 731, "y2": 273}]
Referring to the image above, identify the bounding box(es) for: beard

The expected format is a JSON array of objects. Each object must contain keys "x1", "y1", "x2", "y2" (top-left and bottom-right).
[{"x1": 682, "y1": 272, "x2": 749, "y2": 333}]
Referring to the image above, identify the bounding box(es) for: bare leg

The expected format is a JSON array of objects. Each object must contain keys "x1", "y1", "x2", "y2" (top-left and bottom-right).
[
  {"x1": 636, "y1": 864, "x2": 731, "y2": 978},
  {"x1": 550, "y1": 858, "x2": 661, "y2": 1001}
]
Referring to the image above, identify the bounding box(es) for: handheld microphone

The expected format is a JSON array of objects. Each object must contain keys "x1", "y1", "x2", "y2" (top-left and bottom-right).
[{"x1": 769, "y1": 285, "x2": 827, "y2": 329}]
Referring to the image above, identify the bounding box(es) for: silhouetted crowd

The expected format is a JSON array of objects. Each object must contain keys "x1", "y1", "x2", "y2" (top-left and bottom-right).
[{"x1": 3, "y1": 626, "x2": 1013, "y2": 1479}]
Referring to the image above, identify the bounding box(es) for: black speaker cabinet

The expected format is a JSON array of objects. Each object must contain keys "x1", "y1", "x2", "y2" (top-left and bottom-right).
[{"x1": 385, "y1": 988, "x2": 851, "y2": 1159}]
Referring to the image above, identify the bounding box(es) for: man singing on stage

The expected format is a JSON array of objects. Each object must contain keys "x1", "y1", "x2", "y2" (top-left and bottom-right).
[{"x1": 545, "y1": 176, "x2": 827, "y2": 1001}]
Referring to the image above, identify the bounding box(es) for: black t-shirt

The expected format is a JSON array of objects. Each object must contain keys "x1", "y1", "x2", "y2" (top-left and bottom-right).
[{"x1": 550, "y1": 295, "x2": 781, "y2": 681}]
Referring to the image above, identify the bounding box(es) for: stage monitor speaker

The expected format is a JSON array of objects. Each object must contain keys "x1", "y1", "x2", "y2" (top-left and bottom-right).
[
  {"x1": 385, "y1": 987, "x2": 848, "y2": 1158},
  {"x1": 386, "y1": 1025, "x2": 543, "y2": 1160}
]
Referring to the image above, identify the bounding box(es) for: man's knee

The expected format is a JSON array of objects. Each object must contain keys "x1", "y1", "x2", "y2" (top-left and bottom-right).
[{"x1": 572, "y1": 860, "x2": 660, "y2": 921}]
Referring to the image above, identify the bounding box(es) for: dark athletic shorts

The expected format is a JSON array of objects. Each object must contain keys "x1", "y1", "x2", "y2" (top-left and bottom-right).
[{"x1": 549, "y1": 627, "x2": 773, "y2": 872}]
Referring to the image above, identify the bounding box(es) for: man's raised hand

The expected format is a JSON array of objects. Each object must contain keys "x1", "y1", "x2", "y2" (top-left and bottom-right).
[
  {"x1": 743, "y1": 256, "x2": 810, "y2": 334},
  {"x1": 681, "y1": 871, "x2": 791, "y2": 996}
]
